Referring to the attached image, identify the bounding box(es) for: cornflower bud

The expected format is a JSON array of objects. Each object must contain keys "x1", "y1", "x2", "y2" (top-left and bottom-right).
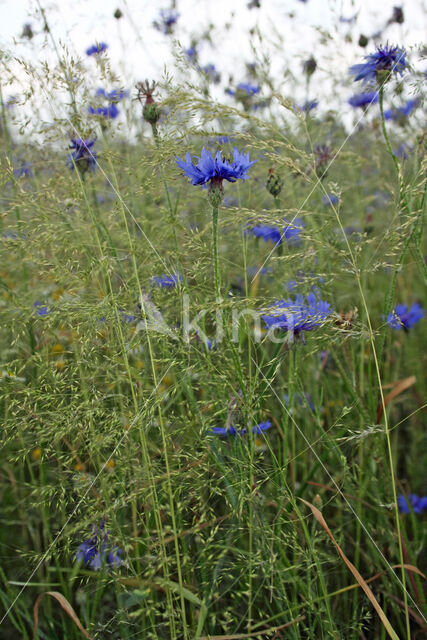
[
  {"x1": 266, "y1": 168, "x2": 282, "y2": 198},
  {"x1": 136, "y1": 80, "x2": 161, "y2": 127}
]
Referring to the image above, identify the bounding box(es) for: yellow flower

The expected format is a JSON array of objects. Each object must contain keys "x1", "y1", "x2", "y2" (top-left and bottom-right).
[
  {"x1": 254, "y1": 437, "x2": 267, "y2": 452},
  {"x1": 106, "y1": 459, "x2": 115, "y2": 470},
  {"x1": 52, "y1": 287, "x2": 64, "y2": 301},
  {"x1": 74, "y1": 462, "x2": 86, "y2": 472},
  {"x1": 51, "y1": 343, "x2": 65, "y2": 354},
  {"x1": 32, "y1": 447, "x2": 42, "y2": 460}
]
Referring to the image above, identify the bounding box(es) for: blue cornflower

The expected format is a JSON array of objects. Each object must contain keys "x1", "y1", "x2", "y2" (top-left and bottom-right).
[
  {"x1": 89, "y1": 88, "x2": 128, "y2": 120},
  {"x1": 75, "y1": 521, "x2": 123, "y2": 570},
  {"x1": 3, "y1": 231, "x2": 18, "y2": 240},
  {"x1": 398, "y1": 494, "x2": 427, "y2": 515},
  {"x1": 284, "y1": 392, "x2": 316, "y2": 413},
  {"x1": 393, "y1": 143, "x2": 412, "y2": 158},
  {"x1": 384, "y1": 98, "x2": 419, "y2": 121},
  {"x1": 201, "y1": 64, "x2": 221, "y2": 84},
  {"x1": 250, "y1": 225, "x2": 281, "y2": 244},
  {"x1": 322, "y1": 194, "x2": 339, "y2": 206},
  {"x1": 33, "y1": 301, "x2": 49, "y2": 317},
  {"x1": 252, "y1": 421, "x2": 272, "y2": 434},
  {"x1": 13, "y1": 161, "x2": 33, "y2": 179},
  {"x1": 387, "y1": 303, "x2": 424, "y2": 330},
  {"x1": 86, "y1": 42, "x2": 108, "y2": 56},
  {"x1": 348, "y1": 91, "x2": 379, "y2": 108},
  {"x1": 339, "y1": 13, "x2": 357, "y2": 23},
  {"x1": 298, "y1": 99, "x2": 319, "y2": 112},
  {"x1": 154, "y1": 9, "x2": 179, "y2": 34},
  {"x1": 350, "y1": 45, "x2": 407, "y2": 85},
  {"x1": 249, "y1": 218, "x2": 304, "y2": 246},
  {"x1": 185, "y1": 47, "x2": 197, "y2": 62},
  {"x1": 88, "y1": 103, "x2": 119, "y2": 119},
  {"x1": 212, "y1": 425, "x2": 238, "y2": 436},
  {"x1": 261, "y1": 293, "x2": 332, "y2": 340},
  {"x1": 285, "y1": 280, "x2": 298, "y2": 292},
  {"x1": 247, "y1": 266, "x2": 272, "y2": 278},
  {"x1": 119, "y1": 310, "x2": 135, "y2": 323},
  {"x1": 96, "y1": 88, "x2": 129, "y2": 101},
  {"x1": 67, "y1": 138, "x2": 97, "y2": 173},
  {"x1": 176, "y1": 147, "x2": 256, "y2": 188},
  {"x1": 343, "y1": 225, "x2": 362, "y2": 240},
  {"x1": 152, "y1": 273, "x2": 182, "y2": 288},
  {"x1": 212, "y1": 421, "x2": 272, "y2": 436},
  {"x1": 228, "y1": 83, "x2": 260, "y2": 96}
]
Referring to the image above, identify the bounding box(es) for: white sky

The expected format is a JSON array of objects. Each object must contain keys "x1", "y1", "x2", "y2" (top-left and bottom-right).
[{"x1": 0, "y1": 0, "x2": 425, "y2": 132}]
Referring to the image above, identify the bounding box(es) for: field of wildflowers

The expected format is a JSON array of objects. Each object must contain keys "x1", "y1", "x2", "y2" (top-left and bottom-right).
[{"x1": 0, "y1": 2, "x2": 426, "y2": 638}]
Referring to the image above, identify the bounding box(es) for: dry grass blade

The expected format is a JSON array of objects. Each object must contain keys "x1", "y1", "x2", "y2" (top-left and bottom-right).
[
  {"x1": 377, "y1": 375, "x2": 417, "y2": 422},
  {"x1": 198, "y1": 615, "x2": 305, "y2": 639},
  {"x1": 33, "y1": 591, "x2": 92, "y2": 639},
  {"x1": 300, "y1": 499, "x2": 400, "y2": 640}
]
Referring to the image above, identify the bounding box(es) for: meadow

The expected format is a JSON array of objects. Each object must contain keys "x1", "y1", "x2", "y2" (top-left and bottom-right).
[{"x1": 0, "y1": 3, "x2": 426, "y2": 638}]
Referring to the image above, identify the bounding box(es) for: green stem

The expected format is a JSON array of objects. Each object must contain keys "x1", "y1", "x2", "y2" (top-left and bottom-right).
[
  {"x1": 211, "y1": 204, "x2": 221, "y2": 303},
  {"x1": 378, "y1": 86, "x2": 400, "y2": 176}
]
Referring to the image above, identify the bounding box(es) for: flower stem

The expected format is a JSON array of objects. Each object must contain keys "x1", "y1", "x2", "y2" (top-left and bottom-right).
[
  {"x1": 379, "y1": 86, "x2": 400, "y2": 177},
  {"x1": 211, "y1": 204, "x2": 221, "y2": 303},
  {"x1": 378, "y1": 82, "x2": 411, "y2": 640}
]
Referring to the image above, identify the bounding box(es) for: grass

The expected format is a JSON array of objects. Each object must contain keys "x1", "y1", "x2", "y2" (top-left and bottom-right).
[{"x1": 0, "y1": 7, "x2": 426, "y2": 639}]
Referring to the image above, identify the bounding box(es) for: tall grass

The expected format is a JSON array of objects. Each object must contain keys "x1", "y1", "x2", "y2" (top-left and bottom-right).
[{"x1": 0, "y1": 4, "x2": 426, "y2": 639}]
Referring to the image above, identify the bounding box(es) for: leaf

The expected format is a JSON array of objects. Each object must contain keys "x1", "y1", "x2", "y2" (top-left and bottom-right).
[
  {"x1": 377, "y1": 376, "x2": 416, "y2": 422},
  {"x1": 300, "y1": 499, "x2": 400, "y2": 640},
  {"x1": 33, "y1": 591, "x2": 92, "y2": 639}
]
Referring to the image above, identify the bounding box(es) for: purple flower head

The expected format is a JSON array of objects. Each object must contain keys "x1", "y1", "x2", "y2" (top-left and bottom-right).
[
  {"x1": 262, "y1": 292, "x2": 332, "y2": 340},
  {"x1": 152, "y1": 272, "x2": 182, "y2": 288},
  {"x1": 212, "y1": 421, "x2": 272, "y2": 436},
  {"x1": 393, "y1": 143, "x2": 412, "y2": 158},
  {"x1": 119, "y1": 310, "x2": 135, "y2": 323},
  {"x1": 89, "y1": 88, "x2": 128, "y2": 120},
  {"x1": 247, "y1": 265, "x2": 272, "y2": 278},
  {"x1": 86, "y1": 42, "x2": 108, "y2": 56},
  {"x1": 250, "y1": 225, "x2": 282, "y2": 245},
  {"x1": 350, "y1": 45, "x2": 407, "y2": 85},
  {"x1": 252, "y1": 420, "x2": 272, "y2": 434},
  {"x1": 202, "y1": 64, "x2": 221, "y2": 84},
  {"x1": 75, "y1": 520, "x2": 123, "y2": 571},
  {"x1": 398, "y1": 494, "x2": 427, "y2": 514},
  {"x1": 33, "y1": 301, "x2": 49, "y2": 317},
  {"x1": 236, "y1": 83, "x2": 260, "y2": 96},
  {"x1": 153, "y1": 9, "x2": 179, "y2": 34},
  {"x1": 212, "y1": 425, "x2": 238, "y2": 436},
  {"x1": 101, "y1": 88, "x2": 129, "y2": 102},
  {"x1": 384, "y1": 98, "x2": 419, "y2": 121},
  {"x1": 339, "y1": 13, "x2": 357, "y2": 23},
  {"x1": 14, "y1": 161, "x2": 33, "y2": 179},
  {"x1": 249, "y1": 218, "x2": 304, "y2": 246},
  {"x1": 176, "y1": 147, "x2": 256, "y2": 188},
  {"x1": 284, "y1": 392, "x2": 316, "y2": 413},
  {"x1": 88, "y1": 103, "x2": 119, "y2": 119},
  {"x1": 67, "y1": 138, "x2": 97, "y2": 173},
  {"x1": 185, "y1": 46, "x2": 197, "y2": 62},
  {"x1": 387, "y1": 303, "x2": 424, "y2": 330},
  {"x1": 298, "y1": 99, "x2": 318, "y2": 112},
  {"x1": 322, "y1": 194, "x2": 339, "y2": 206},
  {"x1": 348, "y1": 91, "x2": 379, "y2": 108}
]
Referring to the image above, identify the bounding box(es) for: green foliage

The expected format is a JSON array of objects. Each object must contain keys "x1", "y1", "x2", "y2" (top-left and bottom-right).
[{"x1": 0, "y1": 13, "x2": 426, "y2": 640}]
